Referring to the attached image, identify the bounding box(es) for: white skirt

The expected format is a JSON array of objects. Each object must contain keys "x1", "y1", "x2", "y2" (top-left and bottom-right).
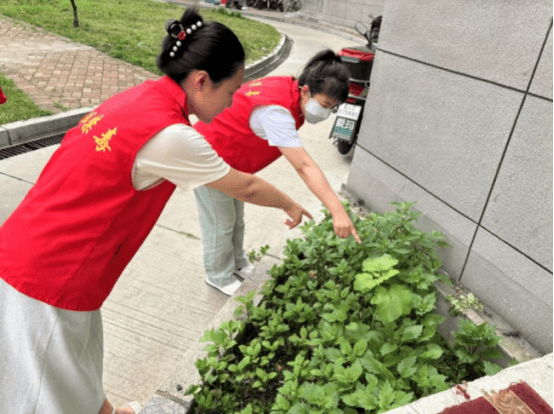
[{"x1": 0, "y1": 277, "x2": 105, "y2": 414}]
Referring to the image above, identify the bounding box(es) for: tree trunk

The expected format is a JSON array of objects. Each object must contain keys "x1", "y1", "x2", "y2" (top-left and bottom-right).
[{"x1": 69, "y1": 0, "x2": 80, "y2": 28}]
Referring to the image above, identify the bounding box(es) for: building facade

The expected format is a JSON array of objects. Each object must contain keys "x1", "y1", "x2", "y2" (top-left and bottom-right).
[{"x1": 346, "y1": 0, "x2": 553, "y2": 354}]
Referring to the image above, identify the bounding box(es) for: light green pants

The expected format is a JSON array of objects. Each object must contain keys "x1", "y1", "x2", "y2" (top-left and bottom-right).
[{"x1": 193, "y1": 185, "x2": 249, "y2": 287}]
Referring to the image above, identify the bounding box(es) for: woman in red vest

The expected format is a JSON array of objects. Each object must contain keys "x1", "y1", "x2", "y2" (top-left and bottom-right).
[
  {"x1": 193, "y1": 50, "x2": 361, "y2": 296},
  {"x1": 0, "y1": 8, "x2": 311, "y2": 414}
]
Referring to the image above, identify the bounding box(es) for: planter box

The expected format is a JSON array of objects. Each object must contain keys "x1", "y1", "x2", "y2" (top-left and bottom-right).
[{"x1": 143, "y1": 253, "x2": 545, "y2": 414}]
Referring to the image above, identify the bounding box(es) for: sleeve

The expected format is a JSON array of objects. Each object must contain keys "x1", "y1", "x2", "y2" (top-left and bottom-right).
[
  {"x1": 132, "y1": 124, "x2": 231, "y2": 192},
  {"x1": 250, "y1": 105, "x2": 303, "y2": 148}
]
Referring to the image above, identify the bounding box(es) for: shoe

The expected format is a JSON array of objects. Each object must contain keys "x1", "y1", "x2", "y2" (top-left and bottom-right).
[
  {"x1": 205, "y1": 277, "x2": 242, "y2": 296},
  {"x1": 234, "y1": 263, "x2": 254, "y2": 280},
  {"x1": 113, "y1": 401, "x2": 142, "y2": 414}
]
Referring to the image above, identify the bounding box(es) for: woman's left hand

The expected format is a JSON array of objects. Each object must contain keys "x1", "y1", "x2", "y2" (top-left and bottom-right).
[{"x1": 333, "y1": 212, "x2": 361, "y2": 243}]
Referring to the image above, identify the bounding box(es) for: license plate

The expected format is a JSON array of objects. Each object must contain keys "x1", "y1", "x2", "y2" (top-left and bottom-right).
[
  {"x1": 331, "y1": 117, "x2": 356, "y2": 141},
  {"x1": 336, "y1": 103, "x2": 362, "y2": 121}
]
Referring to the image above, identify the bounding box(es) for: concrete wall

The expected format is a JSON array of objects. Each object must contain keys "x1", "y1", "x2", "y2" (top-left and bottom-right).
[
  {"x1": 297, "y1": 0, "x2": 385, "y2": 31},
  {"x1": 346, "y1": 0, "x2": 553, "y2": 354}
]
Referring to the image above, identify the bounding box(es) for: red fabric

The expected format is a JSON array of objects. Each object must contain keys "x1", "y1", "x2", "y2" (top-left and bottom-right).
[
  {"x1": 510, "y1": 382, "x2": 553, "y2": 414},
  {"x1": 194, "y1": 76, "x2": 304, "y2": 174},
  {"x1": 0, "y1": 86, "x2": 6, "y2": 104},
  {"x1": 338, "y1": 48, "x2": 375, "y2": 61},
  {"x1": 439, "y1": 382, "x2": 552, "y2": 414},
  {"x1": 0, "y1": 76, "x2": 188, "y2": 311}
]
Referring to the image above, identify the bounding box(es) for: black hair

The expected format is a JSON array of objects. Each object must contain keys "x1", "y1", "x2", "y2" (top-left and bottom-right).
[
  {"x1": 157, "y1": 7, "x2": 245, "y2": 85},
  {"x1": 298, "y1": 49, "x2": 350, "y2": 103}
]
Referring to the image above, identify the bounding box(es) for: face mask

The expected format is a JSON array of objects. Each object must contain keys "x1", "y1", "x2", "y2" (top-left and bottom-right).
[{"x1": 304, "y1": 98, "x2": 332, "y2": 124}]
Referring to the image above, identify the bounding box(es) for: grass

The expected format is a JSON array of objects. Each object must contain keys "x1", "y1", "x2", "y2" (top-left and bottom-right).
[
  {"x1": 0, "y1": 0, "x2": 281, "y2": 74},
  {"x1": 0, "y1": 74, "x2": 52, "y2": 125}
]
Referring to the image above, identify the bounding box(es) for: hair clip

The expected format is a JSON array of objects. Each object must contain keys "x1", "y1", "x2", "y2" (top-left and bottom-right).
[{"x1": 166, "y1": 20, "x2": 203, "y2": 58}]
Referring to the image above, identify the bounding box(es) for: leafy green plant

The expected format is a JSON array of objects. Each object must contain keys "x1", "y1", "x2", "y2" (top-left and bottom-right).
[
  {"x1": 248, "y1": 244, "x2": 270, "y2": 263},
  {"x1": 446, "y1": 287, "x2": 483, "y2": 316},
  {"x1": 186, "y1": 202, "x2": 507, "y2": 413},
  {"x1": 437, "y1": 319, "x2": 504, "y2": 383}
]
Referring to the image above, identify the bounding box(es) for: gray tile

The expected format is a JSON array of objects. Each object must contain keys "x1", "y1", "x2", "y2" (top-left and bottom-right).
[
  {"x1": 529, "y1": 29, "x2": 553, "y2": 99},
  {"x1": 0, "y1": 174, "x2": 32, "y2": 225},
  {"x1": 481, "y1": 96, "x2": 553, "y2": 271},
  {"x1": 378, "y1": 0, "x2": 552, "y2": 90},
  {"x1": 347, "y1": 148, "x2": 477, "y2": 278},
  {"x1": 0, "y1": 145, "x2": 58, "y2": 184},
  {"x1": 357, "y1": 51, "x2": 522, "y2": 220},
  {"x1": 462, "y1": 227, "x2": 553, "y2": 354}
]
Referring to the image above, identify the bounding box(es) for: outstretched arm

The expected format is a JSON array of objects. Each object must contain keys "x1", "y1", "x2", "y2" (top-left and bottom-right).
[
  {"x1": 206, "y1": 168, "x2": 313, "y2": 229},
  {"x1": 279, "y1": 146, "x2": 361, "y2": 243}
]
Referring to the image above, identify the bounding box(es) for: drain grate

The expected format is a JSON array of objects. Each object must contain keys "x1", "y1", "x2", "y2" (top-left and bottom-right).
[{"x1": 0, "y1": 133, "x2": 65, "y2": 160}]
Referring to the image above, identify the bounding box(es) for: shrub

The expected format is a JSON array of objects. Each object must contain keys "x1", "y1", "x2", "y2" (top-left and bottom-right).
[{"x1": 186, "y1": 202, "x2": 504, "y2": 413}]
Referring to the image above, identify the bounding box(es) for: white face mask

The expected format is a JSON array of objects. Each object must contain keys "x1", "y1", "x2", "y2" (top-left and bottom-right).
[{"x1": 304, "y1": 98, "x2": 332, "y2": 124}]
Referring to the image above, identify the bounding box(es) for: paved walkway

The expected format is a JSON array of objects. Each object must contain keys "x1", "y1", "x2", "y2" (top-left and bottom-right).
[
  {"x1": 0, "y1": 9, "x2": 359, "y2": 410},
  {"x1": 0, "y1": 18, "x2": 157, "y2": 113}
]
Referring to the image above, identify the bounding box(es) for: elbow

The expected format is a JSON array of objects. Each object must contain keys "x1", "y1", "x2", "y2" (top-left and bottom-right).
[{"x1": 238, "y1": 174, "x2": 258, "y2": 200}]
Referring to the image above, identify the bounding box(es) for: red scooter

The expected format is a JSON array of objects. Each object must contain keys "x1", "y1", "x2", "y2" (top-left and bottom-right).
[{"x1": 329, "y1": 15, "x2": 382, "y2": 155}]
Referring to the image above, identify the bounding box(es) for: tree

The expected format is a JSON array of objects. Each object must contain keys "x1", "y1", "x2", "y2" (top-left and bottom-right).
[{"x1": 69, "y1": 0, "x2": 80, "y2": 27}]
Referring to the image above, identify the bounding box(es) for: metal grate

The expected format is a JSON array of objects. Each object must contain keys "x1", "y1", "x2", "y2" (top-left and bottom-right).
[{"x1": 0, "y1": 133, "x2": 65, "y2": 160}]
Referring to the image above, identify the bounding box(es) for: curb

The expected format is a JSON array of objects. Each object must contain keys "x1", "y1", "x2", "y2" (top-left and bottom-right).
[
  {"x1": 0, "y1": 32, "x2": 289, "y2": 152},
  {"x1": 239, "y1": 10, "x2": 367, "y2": 44}
]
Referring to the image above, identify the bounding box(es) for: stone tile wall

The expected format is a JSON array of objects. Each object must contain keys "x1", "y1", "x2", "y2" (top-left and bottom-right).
[{"x1": 346, "y1": 0, "x2": 553, "y2": 354}]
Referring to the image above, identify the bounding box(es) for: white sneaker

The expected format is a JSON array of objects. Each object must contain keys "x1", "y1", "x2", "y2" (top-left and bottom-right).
[
  {"x1": 234, "y1": 264, "x2": 254, "y2": 280},
  {"x1": 205, "y1": 277, "x2": 242, "y2": 296}
]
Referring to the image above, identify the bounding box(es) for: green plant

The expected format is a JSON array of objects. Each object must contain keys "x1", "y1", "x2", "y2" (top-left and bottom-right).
[
  {"x1": 446, "y1": 287, "x2": 483, "y2": 316},
  {"x1": 248, "y1": 244, "x2": 270, "y2": 263},
  {"x1": 437, "y1": 319, "x2": 504, "y2": 383},
  {"x1": 186, "y1": 202, "x2": 507, "y2": 413}
]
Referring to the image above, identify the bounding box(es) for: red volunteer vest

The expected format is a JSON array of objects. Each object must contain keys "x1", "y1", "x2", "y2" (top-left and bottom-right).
[
  {"x1": 0, "y1": 76, "x2": 189, "y2": 311},
  {"x1": 195, "y1": 76, "x2": 305, "y2": 174}
]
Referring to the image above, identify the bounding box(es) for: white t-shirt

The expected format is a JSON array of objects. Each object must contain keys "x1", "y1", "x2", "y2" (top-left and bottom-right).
[
  {"x1": 249, "y1": 105, "x2": 303, "y2": 148},
  {"x1": 132, "y1": 124, "x2": 230, "y2": 191}
]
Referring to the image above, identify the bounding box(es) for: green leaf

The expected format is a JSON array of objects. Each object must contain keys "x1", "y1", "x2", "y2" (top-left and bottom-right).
[
  {"x1": 402, "y1": 325, "x2": 423, "y2": 342},
  {"x1": 380, "y1": 342, "x2": 398, "y2": 356},
  {"x1": 354, "y1": 269, "x2": 399, "y2": 292},
  {"x1": 421, "y1": 343, "x2": 443, "y2": 359},
  {"x1": 238, "y1": 355, "x2": 251, "y2": 371},
  {"x1": 378, "y1": 381, "x2": 395, "y2": 409},
  {"x1": 483, "y1": 361, "x2": 503, "y2": 376},
  {"x1": 353, "y1": 339, "x2": 368, "y2": 357},
  {"x1": 362, "y1": 254, "x2": 399, "y2": 272},
  {"x1": 371, "y1": 285, "x2": 413, "y2": 323},
  {"x1": 289, "y1": 402, "x2": 310, "y2": 414},
  {"x1": 397, "y1": 356, "x2": 417, "y2": 378}
]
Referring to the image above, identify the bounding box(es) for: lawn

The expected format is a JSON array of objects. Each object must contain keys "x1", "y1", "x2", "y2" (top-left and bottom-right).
[
  {"x1": 0, "y1": 74, "x2": 52, "y2": 125},
  {"x1": 0, "y1": 0, "x2": 280, "y2": 73},
  {"x1": 0, "y1": 0, "x2": 280, "y2": 124}
]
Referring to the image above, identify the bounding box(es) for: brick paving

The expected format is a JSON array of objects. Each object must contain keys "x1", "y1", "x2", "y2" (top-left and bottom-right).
[{"x1": 0, "y1": 17, "x2": 157, "y2": 113}]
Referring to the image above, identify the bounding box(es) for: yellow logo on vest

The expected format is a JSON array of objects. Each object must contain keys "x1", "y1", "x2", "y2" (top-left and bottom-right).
[
  {"x1": 245, "y1": 90, "x2": 260, "y2": 97},
  {"x1": 94, "y1": 127, "x2": 117, "y2": 152},
  {"x1": 249, "y1": 81, "x2": 262, "y2": 87},
  {"x1": 79, "y1": 111, "x2": 104, "y2": 134}
]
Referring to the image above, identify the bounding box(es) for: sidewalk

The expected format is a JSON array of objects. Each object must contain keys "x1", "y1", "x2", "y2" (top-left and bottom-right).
[{"x1": 0, "y1": 8, "x2": 358, "y2": 411}]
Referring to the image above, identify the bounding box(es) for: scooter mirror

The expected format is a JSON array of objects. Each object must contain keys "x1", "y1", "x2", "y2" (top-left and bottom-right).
[{"x1": 355, "y1": 21, "x2": 368, "y2": 37}]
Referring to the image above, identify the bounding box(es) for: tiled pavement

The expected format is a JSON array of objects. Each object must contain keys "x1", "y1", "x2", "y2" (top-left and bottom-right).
[{"x1": 0, "y1": 18, "x2": 157, "y2": 113}]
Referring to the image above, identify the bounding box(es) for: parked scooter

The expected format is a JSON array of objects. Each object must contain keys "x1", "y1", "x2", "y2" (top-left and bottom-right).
[
  {"x1": 329, "y1": 15, "x2": 382, "y2": 155},
  {"x1": 252, "y1": 0, "x2": 284, "y2": 11}
]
